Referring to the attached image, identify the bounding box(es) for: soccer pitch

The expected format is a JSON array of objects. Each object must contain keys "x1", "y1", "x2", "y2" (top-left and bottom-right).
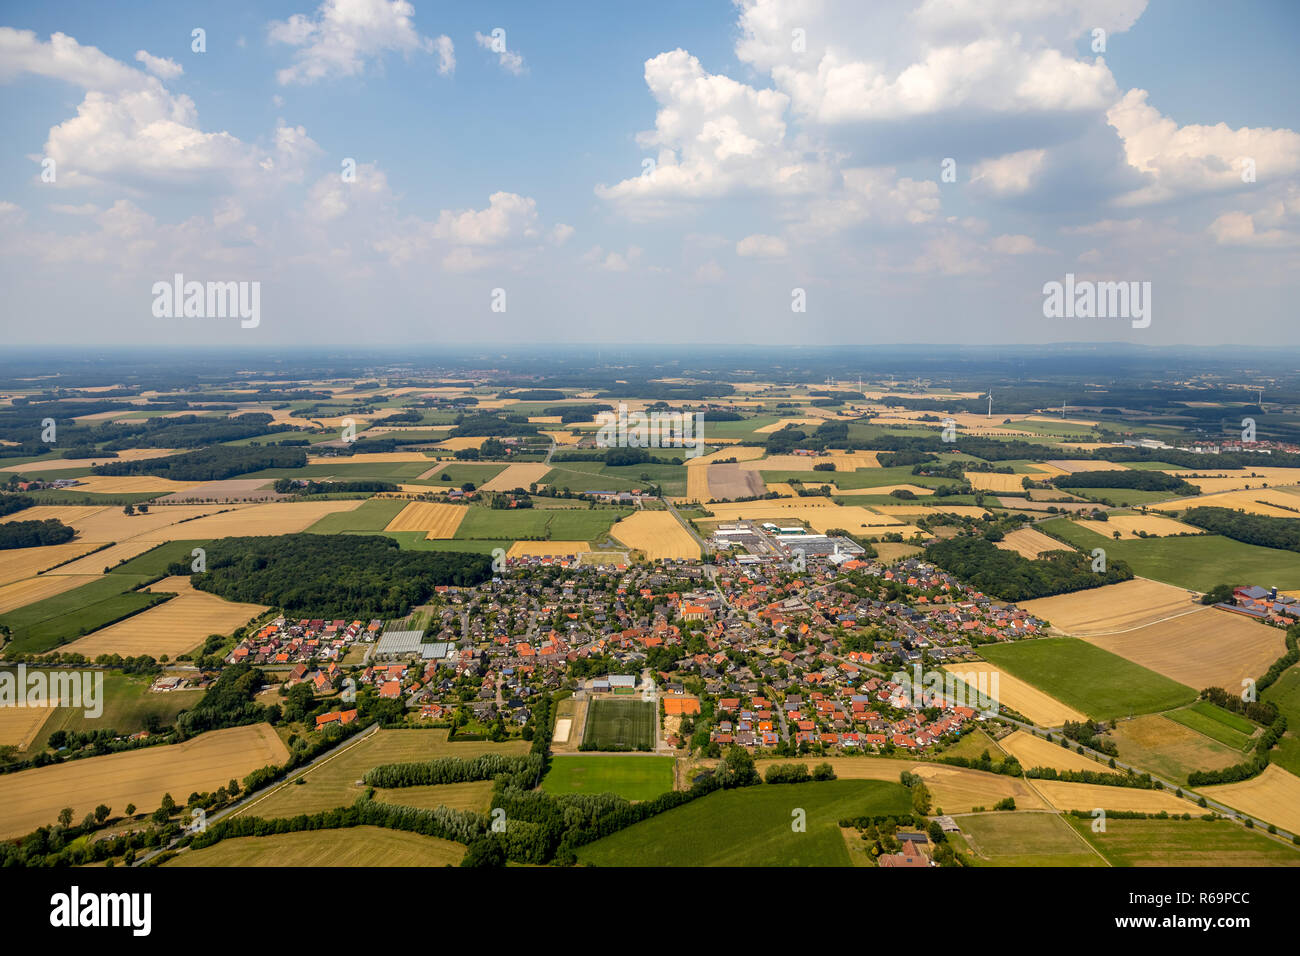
[{"x1": 582, "y1": 698, "x2": 656, "y2": 751}]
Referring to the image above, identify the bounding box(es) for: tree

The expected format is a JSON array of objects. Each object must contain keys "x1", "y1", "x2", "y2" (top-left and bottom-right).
[
  {"x1": 58, "y1": 807, "x2": 74, "y2": 828},
  {"x1": 123, "y1": 503, "x2": 135, "y2": 516},
  {"x1": 125, "y1": 803, "x2": 136, "y2": 817},
  {"x1": 94, "y1": 804, "x2": 111, "y2": 823},
  {"x1": 461, "y1": 835, "x2": 506, "y2": 867}
]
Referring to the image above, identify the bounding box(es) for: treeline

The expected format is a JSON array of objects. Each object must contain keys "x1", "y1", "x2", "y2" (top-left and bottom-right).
[
  {"x1": 1025, "y1": 767, "x2": 1158, "y2": 789},
  {"x1": 763, "y1": 762, "x2": 836, "y2": 783},
  {"x1": 177, "y1": 534, "x2": 492, "y2": 617},
  {"x1": 545, "y1": 403, "x2": 612, "y2": 423},
  {"x1": 271, "y1": 478, "x2": 399, "y2": 495},
  {"x1": 925, "y1": 536, "x2": 1133, "y2": 602},
  {"x1": 1052, "y1": 470, "x2": 1198, "y2": 493},
  {"x1": 101, "y1": 413, "x2": 290, "y2": 450},
  {"x1": 94, "y1": 446, "x2": 306, "y2": 481},
  {"x1": 0, "y1": 518, "x2": 75, "y2": 549},
  {"x1": 175, "y1": 663, "x2": 277, "y2": 739},
  {"x1": 1187, "y1": 716, "x2": 1289, "y2": 787},
  {"x1": 1182, "y1": 507, "x2": 1300, "y2": 553},
  {"x1": 364, "y1": 753, "x2": 543, "y2": 788},
  {"x1": 0, "y1": 494, "x2": 35, "y2": 517}
]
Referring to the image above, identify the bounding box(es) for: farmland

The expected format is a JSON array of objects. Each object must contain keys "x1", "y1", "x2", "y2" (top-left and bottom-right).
[
  {"x1": 1065, "y1": 816, "x2": 1300, "y2": 866},
  {"x1": 942, "y1": 661, "x2": 1085, "y2": 726},
  {"x1": 1201, "y1": 765, "x2": 1300, "y2": 835},
  {"x1": 541, "y1": 754, "x2": 675, "y2": 801},
  {"x1": 996, "y1": 527, "x2": 1068, "y2": 559},
  {"x1": 0, "y1": 573, "x2": 168, "y2": 656},
  {"x1": 0, "y1": 723, "x2": 288, "y2": 839},
  {"x1": 1019, "y1": 578, "x2": 1200, "y2": 635},
  {"x1": 610, "y1": 510, "x2": 700, "y2": 560},
  {"x1": 166, "y1": 826, "x2": 466, "y2": 867},
  {"x1": 576, "y1": 779, "x2": 911, "y2": 866},
  {"x1": 384, "y1": 501, "x2": 468, "y2": 538},
  {"x1": 1105, "y1": 715, "x2": 1248, "y2": 784},
  {"x1": 958, "y1": 812, "x2": 1104, "y2": 867}
]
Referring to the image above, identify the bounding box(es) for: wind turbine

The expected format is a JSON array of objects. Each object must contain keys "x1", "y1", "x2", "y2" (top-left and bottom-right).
[{"x1": 987, "y1": 389, "x2": 992, "y2": 419}]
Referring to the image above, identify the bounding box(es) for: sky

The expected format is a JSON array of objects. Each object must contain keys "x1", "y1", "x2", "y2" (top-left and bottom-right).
[{"x1": 1, "y1": 0, "x2": 1298, "y2": 348}]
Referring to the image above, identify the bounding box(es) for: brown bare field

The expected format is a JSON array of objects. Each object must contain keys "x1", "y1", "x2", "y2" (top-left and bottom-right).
[
  {"x1": 610, "y1": 511, "x2": 700, "y2": 560},
  {"x1": 507, "y1": 541, "x2": 589, "y2": 558},
  {"x1": 0, "y1": 541, "x2": 110, "y2": 588},
  {"x1": 63, "y1": 578, "x2": 267, "y2": 658},
  {"x1": 965, "y1": 472, "x2": 1031, "y2": 493},
  {"x1": 705, "y1": 463, "x2": 766, "y2": 500},
  {"x1": 372, "y1": 781, "x2": 497, "y2": 813},
  {"x1": 1160, "y1": 468, "x2": 1300, "y2": 494},
  {"x1": 1033, "y1": 780, "x2": 1194, "y2": 814},
  {"x1": 1154, "y1": 487, "x2": 1300, "y2": 517},
  {"x1": 753, "y1": 757, "x2": 1046, "y2": 812},
  {"x1": 140, "y1": 501, "x2": 362, "y2": 541},
  {"x1": 1086, "y1": 609, "x2": 1285, "y2": 690},
  {"x1": 999, "y1": 730, "x2": 1109, "y2": 774},
  {"x1": 944, "y1": 662, "x2": 1086, "y2": 726},
  {"x1": 480, "y1": 463, "x2": 552, "y2": 492},
  {"x1": 66, "y1": 476, "x2": 201, "y2": 494},
  {"x1": 0, "y1": 449, "x2": 180, "y2": 473},
  {"x1": 0, "y1": 706, "x2": 53, "y2": 750},
  {"x1": 384, "y1": 501, "x2": 467, "y2": 538},
  {"x1": 996, "y1": 527, "x2": 1072, "y2": 559},
  {"x1": 0, "y1": 723, "x2": 288, "y2": 839},
  {"x1": 1044, "y1": 459, "x2": 1130, "y2": 473},
  {"x1": 1020, "y1": 578, "x2": 1200, "y2": 635},
  {"x1": 1201, "y1": 765, "x2": 1300, "y2": 834},
  {"x1": 0, "y1": 573, "x2": 100, "y2": 613},
  {"x1": 1074, "y1": 513, "x2": 1204, "y2": 539},
  {"x1": 44, "y1": 540, "x2": 160, "y2": 575}
]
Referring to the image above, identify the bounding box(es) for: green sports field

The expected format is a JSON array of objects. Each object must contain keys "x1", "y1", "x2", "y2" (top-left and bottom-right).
[
  {"x1": 576, "y1": 779, "x2": 911, "y2": 866},
  {"x1": 542, "y1": 755, "x2": 675, "y2": 801},
  {"x1": 980, "y1": 637, "x2": 1196, "y2": 720},
  {"x1": 582, "y1": 698, "x2": 656, "y2": 751}
]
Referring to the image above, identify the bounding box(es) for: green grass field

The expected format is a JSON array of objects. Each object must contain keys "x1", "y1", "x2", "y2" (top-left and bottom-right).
[
  {"x1": 582, "y1": 698, "x2": 656, "y2": 751},
  {"x1": 577, "y1": 779, "x2": 911, "y2": 866},
  {"x1": 542, "y1": 461, "x2": 688, "y2": 496},
  {"x1": 166, "y1": 825, "x2": 466, "y2": 867},
  {"x1": 0, "y1": 574, "x2": 170, "y2": 656},
  {"x1": 542, "y1": 755, "x2": 675, "y2": 801},
  {"x1": 980, "y1": 638, "x2": 1196, "y2": 720},
  {"x1": 1037, "y1": 518, "x2": 1300, "y2": 591},
  {"x1": 455, "y1": 506, "x2": 632, "y2": 542},
  {"x1": 1067, "y1": 815, "x2": 1300, "y2": 866},
  {"x1": 306, "y1": 498, "x2": 407, "y2": 533},
  {"x1": 1263, "y1": 664, "x2": 1300, "y2": 776},
  {"x1": 411, "y1": 463, "x2": 509, "y2": 487},
  {"x1": 1056, "y1": 487, "x2": 1185, "y2": 507},
  {"x1": 27, "y1": 671, "x2": 203, "y2": 751},
  {"x1": 1165, "y1": 707, "x2": 1253, "y2": 750},
  {"x1": 109, "y1": 540, "x2": 208, "y2": 577},
  {"x1": 957, "y1": 811, "x2": 1104, "y2": 866}
]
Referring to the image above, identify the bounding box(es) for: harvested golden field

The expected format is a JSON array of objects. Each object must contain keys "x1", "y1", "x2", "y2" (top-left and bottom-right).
[
  {"x1": 0, "y1": 448, "x2": 179, "y2": 473},
  {"x1": 741, "y1": 451, "x2": 880, "y2": 471},
  {"x1": 1086, "y1": 608, "x2": 1285, "y2": 690},
  {"x1": 0, "y1": 541, "x2": 109, "y2": 588},
  {"x1": 384, "y1": 501, "x2": 467, "y2": 538},
  {"x1": 64, "y1": 475, "x2": 201, "y2": 494},
  {"x1": 996, "y1": 527, "x2": 1071, "y2": 559},
  {"x1": 0, "y1": 572, "x2": 100, "y2": 613},
  {"x1": 687, "y1": 445, "x2": 766, "y2": 466},
  {"x1": 64, "y1": 579, "x2": 267, "y2": 658},
  {"x1": 0, "y1": 723, "x2": 288, "y2": 839},
  {"x1": 1020, "y1": 578, "x2": 1200, "y2": 635},
  {"x1": 831, "y1": 484, "x2": 935, "y2": 497},
  {"x1": 480, "y1": 463, "x2": 552, "y2": 492},
  {"x1": 686, "y1": 465, "x2": 710, "y2": 502},
  {"x1": 434, "y1": 436, "x2": 489, "y2": 451},
  {"x1": 166, "y1": 825, "x2": 466, "y2": 867},
  {"x1": 753, "y1": 418, "x2": 824, "y2": 433},
  {"x1": 873, "y1": 503, "x2": 987, "y2": 518},
  {"x1": 3, "y1": 505, "x2": 106, "y2": 524},
  {"x1": 1044, "y1": 459, "x2": 1130, "y2": 473},
  {"x1": 753, "y1": 757, "x2": 1046, "y2": 812},
  {"x1": 1154, "y1": 487, "x2": 1300, "y2": 517},
  {"x1": 540, "y1": 430, "x2": 580, "y2": 445},
  {"x1": 965, "y1": 471, "x2": 1030, "y2": 493},
  {"x1": 139, "y1": 501, "x2": 361, "y2": 541},
  {"x1": 872, "y1": 542, "x2": 924, "y2": 563},
  {"x1": 45, "y1": 540, "x2": 160, "y2": 576},
  {"x1": 999, "y1": 730, "x2": 1110, "y2": 774},
  {"x1": 1034, "y1": 780, "x2": 1194, "y2": 814},
  {"x1": 944, "y1": 662, "x2": 1086, "y2": 726},
  {"x1": 1161, "y1": 468, "x2": 1300, "y2": 494},
  {"x1": 1201, "y1": 765, "x2": 1300, "y2": 835},
  {"x1": 307, "y1": 452, "x2": 432, "y2": 465},
  {"x1": 1074, "y1": 513, "x2": 1204, "y2": 539},
  {"x1": 56, "y1": 504, "x2": 226, "y2": 541},
  {"x1": 0, "y1": 705, "x2": 52, "y2": 750},
  {"x1": 507, "y1": 541, "x2": 589, "y2": 558},
  {"x1": 765, "y1": 482, "x2": 832, "y2": 497},
  {"x1": 610, "y1": 511, "x2": 700, "y2": 560}
]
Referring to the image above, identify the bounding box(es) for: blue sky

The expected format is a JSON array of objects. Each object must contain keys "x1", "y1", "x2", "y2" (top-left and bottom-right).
[{"x1": 1, "y1": 0, "x2": 1298, "y2": 347}]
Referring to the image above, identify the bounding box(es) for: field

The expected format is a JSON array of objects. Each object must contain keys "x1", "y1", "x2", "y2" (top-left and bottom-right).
[
  {"x1": 0, "y1": 705, "x2": 52, "y2": 750},
  {"x1": 703, "y1": 463, "x2": 767, "y2": 500},
  {"x1": 234, "y1": 728, "x2": 529, "y2": 818},
  {"x1": 0, "y1": 540, "x2": 112, "y2": 588},
  {"x1": 1201, "y1": 764, "x2": 1300, "y2": 835},
  {"x1": 1165, "y1": 703, "x2": 1254, "y2": 750},
  {"x1": 62, "y1": 475, "x2": 200, "y2": 494},
  {"x1": 997, "y1": 730, "x2": 1109, "y2": 774},
  {"x1": 1085, "y1": 610, "x2": 1285, "y2": 691},
  {"x1": 582, "y1": 698, "x2": 656, "y2": 750},
  {"x1": 370, "y1": 780, "x2": 497, "y2": 812},
  {"x1": 1032, "y1": 780, "x2": 1194, "y2": 814},
  {"x1": 61, "y1": 576, "x2": 267, "y2": 658},
  {"x1": 26, "y1": 671, "x2": 204, "y2": 751},
  {"x1": 1065, "y1": 815, "x2": 1300, "y2": 866},
  {"x1": 28, "y1": 504, "x2": 223, "y2": 543},
  {"x1": 995, "y1": 527, "x2": 1069, "y2": 559},
  {"x1": 1105, "y1": 715, "x2": 1247, "y2": 783},
  {"x1": 0, "y1": 573, "x2": 166, "y2": 656},
  {"x1": 609, "y1": 511, "x2": 700, "y2": 560},
  {"x1": 136, "y1": 500, "x2": 363, "y2": 541},
  {"x1": 958, "y1": 811, "x2": 1103, "y2": 867},
  {"x1": 1074, "y1": 513, "x2": 1204, "y2": 539},
  {"x1": 942, "y1": 661, "x2": 1085, "y2": 726},
  {"x1": 979, "y1": 638, "x2": 1196, "y2": 721},
  {"x1": 541, "y1": 755, "x2": 675, "y2": 801},
  {"x1": 1037, "y1": 518, "x2": 1300, "y2": 591},
  {"x1": 576, "y1": 779, "x2": 911, "y2": 866},
  {"x1": 383, "y1": 501, "x2": 468, "y2": 538},
  {"x1": 1155, "y1": 469, "x2": 1300, "y2": 495},
  {"x1": 43, "y1": 540, "x2": 163, "y2": 576},
  {"x1": 455, "y1": 506, "x2": 631, "y2": 543},
  {"x1": 0, "y1": 723, "x2": 289, "y2": 839},
  {"x1": 1153, "y1": 486, "x2": 1300, "y2": 517},
  {"x1": 0, "y1": 572, "x2": 100, "y2": 614},
  {"x1": 479, "y1": 463, "x2": 552, "y2": 492},
  {"x1": 965, "y1": 471, "x2": 1030, "y2": 494},
  {"x1": 306, "y1": 498, "x2": 408, "y2": 533},
  {"x1": 1019, "y1": 578, "x2": 1199, "y2": 635},
  {"x1": 166, "y1": 826, "x2": 466, "y2": 867},
  {"x1": 702, "y1": 499, "x2": 911, "y2": 534}
]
